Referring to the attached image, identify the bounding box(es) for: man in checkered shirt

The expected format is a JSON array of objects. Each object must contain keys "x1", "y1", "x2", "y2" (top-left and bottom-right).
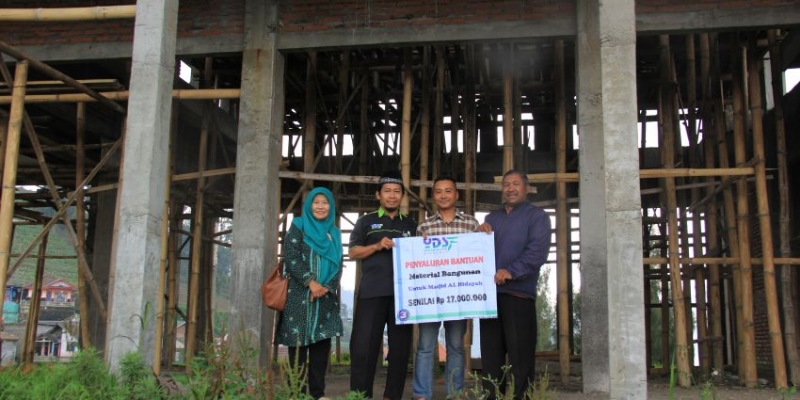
[{"x1": 411, "y1": 175, "x2": 479, "y2": 400}]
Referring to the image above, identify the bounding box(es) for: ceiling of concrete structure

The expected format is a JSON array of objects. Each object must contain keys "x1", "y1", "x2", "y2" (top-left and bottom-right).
[{"x1": 1, "y1": 28, "x2": 797, "y2": 218}]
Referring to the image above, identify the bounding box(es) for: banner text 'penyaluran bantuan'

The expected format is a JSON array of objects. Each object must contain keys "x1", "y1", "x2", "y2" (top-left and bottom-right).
[{"x1": 392, "y1": 232, "x2": 498, "y2": 324}]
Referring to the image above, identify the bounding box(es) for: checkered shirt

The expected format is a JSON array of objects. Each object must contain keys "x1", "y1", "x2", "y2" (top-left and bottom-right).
[{"x1": 417, "y1": 210, "x2": 480, "y2": 236}]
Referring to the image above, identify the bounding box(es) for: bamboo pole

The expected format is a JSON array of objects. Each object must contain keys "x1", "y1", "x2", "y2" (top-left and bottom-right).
[
  {"x1": 433, "y1": 46, "x2": 445, "y2": 180},
  {"x1": 418, "y1": 46, "x2": 431, "y2": 222},
  {"x1": 769, "y1": 29, "x2": 800, "y2": 386},
  {"x1": 0, "y1": 88, "x2": 241, "y2": 104},
  {"x1": 153, "y1": 101, "x2": 178, "y2": 374},
  {"x1": 449, "y1": 47, "x2": 461, "y2": 179},
  {"x1": 554, "y1": 39, "x2": 571, "y2": 384},
  {"x1": 304, "y1": 51, "x2": 317, "y2": 186},
  {"x1": 502, "y1": 52, "x2": 514, "y2": 172},
  {"x1": 0, "y1": 6, "x2": 136, "y2": 21},
  {"x1": 659, "y1": 35, "x2": 691, "y2": 387},
  {"x1": 358, "y1": 68, "x2": 369, "y2": 198},
  {"x1": 203, "y1": 217, "x2": 215, "y2": 344},
  {"x1": 164, "y1": 203, "x2": 180, "y2": 366},
  {"x1": 75, "y1": 102, "x2": 91, "y2": 348},
  {"x1": 464, "y1": 44, "x2": 476, "y2": 214},
  {"x1": 0, "y1": 61, "x2": 28, "y2": 313},
  {"x1": 732, "y1": 40, "x2": 757, "y2": 387},
  {"x1": 333, "y1": 51, "x2": 349, "y2": 200},
  {"x1": 185, "y1": 91, "x2": 212, "y2": 370},
  {"x1": 0, "y1": 40, "x2": 125, "y2": 113},
  {"x1": 401, "y1": 48, "x2": 413, "y2": 214},
  {"x1": 659, "y1": 219, "x2": 671, "y2": 374},
  {"x1": 23, "y1": 232, "x2": 48, "y2": 365},
  {"x1": 747, "y1": 45, "x2": 787, "y2": 389},
  {"x1": 0, "y1": 116, "x2": 6, "y2": 183},
  {"x1": 685, "y1": 33, "x2": 710, "y2": 376},
  {"x1": 699, "y1": 32, "x2": 724, "y2": 371},
  {"x1": 709, "y1": 34, "x2": 743, "y2": 372},
  {"x1": 643, "y1": 218, "x2": 654, "y2": 372}
]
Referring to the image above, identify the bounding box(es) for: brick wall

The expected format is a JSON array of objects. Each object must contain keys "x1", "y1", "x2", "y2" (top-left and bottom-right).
[{"x1": 0, "y1": 0, "x2": 243, "y2": 47}]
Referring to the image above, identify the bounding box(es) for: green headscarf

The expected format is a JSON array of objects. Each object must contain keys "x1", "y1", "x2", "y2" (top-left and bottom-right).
[{"x1": 290, "y1": 187, "x2": 342, "y2": 285}]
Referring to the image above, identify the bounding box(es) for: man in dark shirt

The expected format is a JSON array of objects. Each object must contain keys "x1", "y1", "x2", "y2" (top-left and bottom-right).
[
  {"x1": 349, "y1": 171, "x2": 417, "y2": 400},
  {"x1": 476, "y1": 169, "x2": 552, "y2": 400}
]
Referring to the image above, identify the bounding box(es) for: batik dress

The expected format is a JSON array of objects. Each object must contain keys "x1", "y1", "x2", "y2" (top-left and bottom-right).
[{"x1": 275, "y1": 225, "x2": 343, "y2": 347}]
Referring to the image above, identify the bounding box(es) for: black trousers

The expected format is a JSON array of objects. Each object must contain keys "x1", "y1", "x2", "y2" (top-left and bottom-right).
[
  {"x1": 479, "y1": 293, "x2": 538, "y2": 400},
  {"x1": 349, "y1": 296, "x2": 413, "y2": 400},
  {"x1": 288, "y1": 338, "x2": 332, "y2": 399}
]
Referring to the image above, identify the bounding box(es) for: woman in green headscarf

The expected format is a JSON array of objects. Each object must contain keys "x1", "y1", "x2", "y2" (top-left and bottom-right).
[{"x1": 275, "y1": 187, "x2": 343, "y2": 400}]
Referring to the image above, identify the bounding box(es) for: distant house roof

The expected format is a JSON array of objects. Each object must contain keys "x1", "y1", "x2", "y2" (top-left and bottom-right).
[{"x1": 22, "y1": 277, "x2": 76, "y2": 291}]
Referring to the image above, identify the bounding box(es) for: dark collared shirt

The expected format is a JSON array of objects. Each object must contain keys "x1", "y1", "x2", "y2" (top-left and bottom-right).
[
  {"x1": 349, "y1": 208, "x2": 417, "y2": 298},
  {"x1": 484, "y1": 201, "x2": 552, "y2": 299}
]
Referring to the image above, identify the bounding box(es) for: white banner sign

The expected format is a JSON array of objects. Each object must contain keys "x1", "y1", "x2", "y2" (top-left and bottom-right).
[{"x1": 392, "y1": 232, "x2": 497, "y2": 324}]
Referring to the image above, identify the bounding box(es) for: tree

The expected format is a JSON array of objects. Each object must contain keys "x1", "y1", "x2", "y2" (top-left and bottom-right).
[{"x1": 536, "y1": 268, "x2": 557, "y2": 350}]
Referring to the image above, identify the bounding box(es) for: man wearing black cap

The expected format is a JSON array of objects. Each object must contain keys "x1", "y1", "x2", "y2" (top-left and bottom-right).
[{"x1": 348, "y1": 171, "x2": 417, "y2": 400}]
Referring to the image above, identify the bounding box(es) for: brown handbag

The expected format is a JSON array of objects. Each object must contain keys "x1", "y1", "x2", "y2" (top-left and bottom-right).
[{"x1": 260, "y1": 262, "x2": 288, "y2": 311}]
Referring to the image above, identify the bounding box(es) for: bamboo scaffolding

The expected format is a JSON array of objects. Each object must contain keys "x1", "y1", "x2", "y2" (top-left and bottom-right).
[
  {"x1": 747, "y1": 46, "x2": 787, "y2": 389},
  {"x1": 7, "y1": 136, "x2": 122, "y2": 292},
  {"x1": 0, "y1": 57, "x2": 107, "y2": 320},
  {"x1": 0, "y1": 40, "x2": 125, "y2": 113},
  {"x1": 75, "y1": 102, "x2": 91, "y2": 348},
  {"x1": 699, "y1": 32, "x2": 725, "y2": 371},
  {"x1": 401, "y1": 48, "x2": 413, "y2": 213},
  {"x1": 23, "y1": 232, "x2": 47, "y2": 365},
  {"x1": 659, "y1": 35, "x2": 691, "y2": 387},
  {"x1": 554, "y1": 39, "x2": 571, "y2": 384},
  {"x1": 0, "y1": 6, "x2": 136, "y2": 21},
  {"x1": 0, "y1": 61, "x2": 28, "y2": 313},
  {"x1": 732, "y1": 40, "x2": 757, "y2": 387},
  {"x1": 769, "y1": 29, "x2": 800, "y2": 385}
]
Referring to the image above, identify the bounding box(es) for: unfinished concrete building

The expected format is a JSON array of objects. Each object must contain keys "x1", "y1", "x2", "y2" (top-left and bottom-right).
[{"x1": 1, "y1": 0, "x2": 800, "y2": 397}]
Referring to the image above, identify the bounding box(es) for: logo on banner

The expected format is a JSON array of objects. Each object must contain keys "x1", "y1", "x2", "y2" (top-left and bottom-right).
[
  {"x1": 397, "y1": 309, "x2": 409, "y2": 321},
  {"x1": 423, "y1": 236, "x2": 458, "y2": 253}
]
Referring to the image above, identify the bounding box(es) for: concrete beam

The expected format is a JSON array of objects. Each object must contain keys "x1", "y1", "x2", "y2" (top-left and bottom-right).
[
  {"x1": 105, "y1": 0, "x2": 178, "y2": 371},
  {"x1": 577, "y1": 0, "x2": 646, "y2": 397},
  {"x1": 227, "y1": 0, "x2": 283, "y2": 367},
  {"x1": 12, "y1": 4, "x2": 800, "y2": 62}
]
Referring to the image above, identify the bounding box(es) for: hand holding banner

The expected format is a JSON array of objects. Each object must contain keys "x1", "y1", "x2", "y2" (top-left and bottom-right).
[{"x1": 392, "y1": 232, "x2": 497, "y2": 324}]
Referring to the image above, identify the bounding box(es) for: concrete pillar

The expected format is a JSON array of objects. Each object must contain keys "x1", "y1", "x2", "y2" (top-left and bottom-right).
[
  {"x1": 105, "y1": 0, "x2": 178, "y2": 370},
  {"x1": 576, "y1": 0, "x2": 646, "y2": 398},
  {"x1": 228, "y1": 0, "x2": 284, "y2": 367}
]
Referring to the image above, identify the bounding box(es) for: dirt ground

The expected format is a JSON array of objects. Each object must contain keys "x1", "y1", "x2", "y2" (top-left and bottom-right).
[{"x1": 323, "y1": 362, "x2": 793, "y2": 400}]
